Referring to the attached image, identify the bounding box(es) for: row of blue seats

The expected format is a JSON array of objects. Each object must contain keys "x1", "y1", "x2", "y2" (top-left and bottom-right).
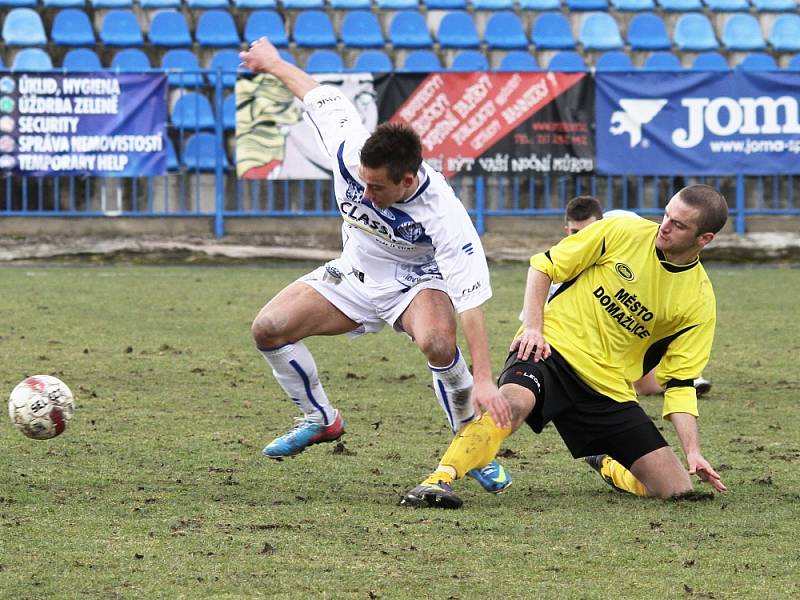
[
  {"x1": 5, "y1": 44, "x2": 800, "y2": 73},
  {"x1": 3, "y1": 8, "x2": 800, "y2": 52},
  {"x1": 0, "y1": 0, "x2": 796, "y2": 11}
]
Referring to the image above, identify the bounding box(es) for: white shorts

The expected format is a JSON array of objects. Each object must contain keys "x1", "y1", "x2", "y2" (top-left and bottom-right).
[{"x1": 299, "y1": 257, "x2": 451, "y2": 337}]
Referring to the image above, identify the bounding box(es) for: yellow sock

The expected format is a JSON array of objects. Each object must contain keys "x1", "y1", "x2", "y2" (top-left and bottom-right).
[
  {"x1": 422, "y1": 414, "x2": 511, "y2": 482},
  {"x1": 600, "y1": 456, "x2": 649, "y2": 497}
]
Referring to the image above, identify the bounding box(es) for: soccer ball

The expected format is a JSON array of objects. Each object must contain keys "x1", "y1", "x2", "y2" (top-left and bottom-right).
[{"x1": 8, "y1": 375, "x2": 75, "y2": 440}]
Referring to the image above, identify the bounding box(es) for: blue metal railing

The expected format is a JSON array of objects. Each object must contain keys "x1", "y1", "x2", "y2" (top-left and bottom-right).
[{"x1": 2, "y1": 69, "x2": 799, "y2": 236}]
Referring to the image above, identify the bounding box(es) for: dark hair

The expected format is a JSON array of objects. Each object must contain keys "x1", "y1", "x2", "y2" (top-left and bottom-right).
[
  {"x1": 360, "y1": 122, "x2": 423, "y2": 183},
  {"x1": 565, "y1": 195, "x2": 603, "y2": 223},
  {"x1": 677, "y1": 185, "x2": 728, "y2": 234}
]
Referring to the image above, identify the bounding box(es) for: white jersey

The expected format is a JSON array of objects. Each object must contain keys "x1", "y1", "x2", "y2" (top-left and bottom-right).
[{"x1": 303, "y1": 85, "x2": 491, "y2": 313}]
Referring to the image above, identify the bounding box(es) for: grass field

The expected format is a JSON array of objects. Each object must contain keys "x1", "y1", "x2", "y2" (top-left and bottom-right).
[{"x1": 1, "y1": 263, "x2": 799, "y2": 599}]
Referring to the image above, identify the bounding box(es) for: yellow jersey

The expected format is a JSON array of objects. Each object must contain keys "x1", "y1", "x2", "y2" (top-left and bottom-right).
[{"x1": 524, "y1": 217, "x2": 715, "y2": 419}]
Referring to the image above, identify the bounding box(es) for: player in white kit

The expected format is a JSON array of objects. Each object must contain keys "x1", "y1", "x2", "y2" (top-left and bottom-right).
[{"x1": 239, "y1": 38, "x2": 513, "y2": 494}]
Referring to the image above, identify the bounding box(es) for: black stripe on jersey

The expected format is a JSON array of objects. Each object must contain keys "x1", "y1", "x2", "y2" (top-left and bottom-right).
[
  {"x1": 549, "y1": 275, "x2": 579, "y2": 302},
  {"x1": 655, "y1": 248, "x2": 699, "y2": 273},
  {"x1": 666, "y1": 378, "x2": 694, "y2": 389},
  {"x1": 544, "y1": 250, "x2": 553, "y2": 263},
  {"x1": 641, "y1": 324, "x2": 697, "y2": 377}
]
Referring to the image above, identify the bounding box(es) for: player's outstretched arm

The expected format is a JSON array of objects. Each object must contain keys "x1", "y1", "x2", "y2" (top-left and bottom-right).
[
  {"x1": 512, "y1": 267, "x2": 552, "y2": 362},
  {"x1": 460, "y1": 306, "x2": 511, "y2": 428},
  {"x1": 670, "y1": 412, "x2": 727, "y2": 493},
  {"x1": 239, "y1": 37, "x2": 319, "y2": 100}
]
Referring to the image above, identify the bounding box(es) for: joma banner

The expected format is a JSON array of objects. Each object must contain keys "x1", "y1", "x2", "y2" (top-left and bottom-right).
[
  {"x1": 0, "y1": 72, "x2": 167, "y2": 176},
  {"x1": 597, "y1": 71, "x2": 800, "y2": 175}
]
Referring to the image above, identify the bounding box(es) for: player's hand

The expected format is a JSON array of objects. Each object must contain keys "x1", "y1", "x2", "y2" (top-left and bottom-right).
[
  {"x1": 510, "y1": 327, "x2": 551, "y2": 362},
  {"x1": 471, "y1": 380, "x2": 512, "y2": 429},
  {"x1": 239, "y1": 37, "x2": 282, "y2": 74},
  {"x1": 687, "y1": 453, "x2": 727, "y2": 493}
]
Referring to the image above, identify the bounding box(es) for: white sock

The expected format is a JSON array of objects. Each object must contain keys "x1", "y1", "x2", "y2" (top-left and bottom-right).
[
  {"x1": 430, "y1": 347, "x2": 475, "y2": 434},
  {"x1": 259, "y1": 342, "x2": 336, "y2": 425}
]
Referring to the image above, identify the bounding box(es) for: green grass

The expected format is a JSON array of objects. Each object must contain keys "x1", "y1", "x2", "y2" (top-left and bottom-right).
[{"x1": 1, "y1": 263, "x2": 799, "y2": 599}]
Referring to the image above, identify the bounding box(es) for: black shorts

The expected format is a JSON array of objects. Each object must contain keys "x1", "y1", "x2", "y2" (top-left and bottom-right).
[{"x1": 497, "y1": 347, "x2": 668, "y2": 469}]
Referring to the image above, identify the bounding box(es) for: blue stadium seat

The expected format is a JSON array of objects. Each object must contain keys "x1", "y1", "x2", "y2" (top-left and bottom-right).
[
  {"x1": 305, "y1": 50, "x2": 345, "y2": 73},
  {"x1": 293, "y1": 10, "x2": 337, "y2": 47},
  {"x1": 450, "y1": 50, "x2": 489, "y2": 71},
  {"x1": 140, "y1": 0, "x2": 180, "y2": 7},
  {"x1": 340, "y1": 10, "x2": 385, "y2": 48},
  {"x1": 234, "y1": 0, "x2": 276, "y2": 7},
  {"x1": 495, "y1": 51, "x2": 540, "y2": 71},
  {"x1": 186, "y1": 0, "x2": 229, "y2": 8},
  {"x1": 769, "y1": 15, "x2": 800, "y2": 53},
  {"x1": 579, "y1": 14, "x2": 624, "y2": 51},
  {"x1": 565, "y1": 0, "x2": 608, "y2": 10},
  {"x1": 351, "y1": 50, "x2": 393, "y2": 72},
  {"x1": 611, "y1": 0, "x2": 655, "y2": 10},
  {"x1": 148, "y1": 11, "x2": 193, "y2": 47},
  {"x1": 330, "y1": 0, "x2": 371, "y2": 8},
  {"x1": 751, "y1": 0, "x2": 795, "y2": 10},
  {"x1": 196, "y1": 10, "x2": 241, "y2": 48},
  {"x1": 787, "y1": 54, "x2": 800, "y2": 70},
  {"x1": 11, "y1": 48, "x2": 53, "y2": 70},
  {"x1": 244, "y1": 11, "x2": 288, "y2": 46},
  {"x1": 43, "y1": 0, "x2": 85, "y2": 7},
  {"x1": 472, "y1": 0, "x2": 514, "y2": 10},
  {"x1": 399, "y1": 50, "x2": 442, "y2": 72},
  {"x1": 111, "y1": 48, "x2": 151, "y2": 71},
  {"x1": 207, "y1": 50, "x2": 242, "y2": 88},
  {"x1": 222, "y1": 94, "x2": 236, "y2": 130},
  {"x1": 722, "y1": 14, "x2": 766, "y2": 51},
  {"x1": 673, "y1": 14, "x2": 719, "y2": 51},
  {"x1": 704, "y1": 0, "x2": 749, "y2": 11},
  {"x1": 182, "y1": 132, "x2": 229, "y2": 171},
  {"x1": 437, "y1": 12, "x2": 480, "y2": 49},
  {"x1": 532, "y1": 13, "x2": 575, "y2": 50},
  {"x1": 518, "y1": 0, "x2": 559, "y2": 7},
  {"x1": 172, "y1": 92, "x2": 216, "y2": 130},
  {"x1": 736, "y1": 52, "x2": 778, "y2": 70},
  {"x1": 690, "y1": 51, "x2": 730, "y2": 70},
  {"x1": 627, "y1": 13, "x2": 671, "y2": 50},
  {"x1": 388, "y1": 12, "x2": 433, "y2": 49},
  {"x1": 484, "y1": 13, "x2": 528, "y2": 50},
  {"x1": 62, "y1": 48, "x2": 103, "y2": 71},
  {"x1": 595, "y1": 50, "x2": 634, "y2": 70},
  {"x1": 658, "y1": 0, "x2": 702, "y2": 10},
  {"x1": 547, "y1": 51, "x2": 587, "y2": 71},
  {"x1": 51, "y1": 9, "x2": 96, "y2": 47},
  {"x1": 376, "y1": 0, "x2": 417, "y2": 8},
  {"x1": 161, "y1": 49, "x2": 205, "y2": 87},
  {"x1": 100, "y1": 10, "x2": 144, "y2": 47},
  {"x1": 165, "y1": 137, "x2": 180, "y2": 172},
  {"x1": 426, "y1": 0, "x2": 466, "y2": 8},
  {"x1": 91, "y1": 0, "x2": 133, "y2": 8},
  {"x1": 642, "y1": 51, "x2": 683, "y2": 70},
  {"x1": 282, "y1": 0, "x2": 323, "y2": 8},
  {"x1": 3, "y1": 9, "x2": 47, "y2": 46}
]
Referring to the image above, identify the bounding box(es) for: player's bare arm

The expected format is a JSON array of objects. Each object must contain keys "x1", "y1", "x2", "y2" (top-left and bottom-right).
[
  {"x1": 459, "y1": 306, "x2": 511, "y2": 428},
  {"x1": 512, "y1": 267, "x2": 552, "y2": 362},
  {"x1": 239, "y1": 37, "x2": 319, "y2": 100},
  {"x1": 670, "y1": 412, "x2": 727, "y2": 492}
]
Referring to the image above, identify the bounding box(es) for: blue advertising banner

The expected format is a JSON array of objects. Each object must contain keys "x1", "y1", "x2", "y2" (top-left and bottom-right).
[
  {"x1": 0, "y1": 72, "x2": 167, "y2": 176},
  {"x1": 596, "y1": 71, "x2": 800, "y2": 175}
]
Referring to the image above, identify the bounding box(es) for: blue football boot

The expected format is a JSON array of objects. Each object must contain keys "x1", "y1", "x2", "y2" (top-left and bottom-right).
[
  {"x1": 262, "y1": 413, "x2": 345, "y2": 458},
  {"x1": 468, "y1": 460, "x2": 513, "y2": 494}
]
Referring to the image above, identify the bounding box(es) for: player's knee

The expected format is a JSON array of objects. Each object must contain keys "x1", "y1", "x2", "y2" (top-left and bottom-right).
[
  {"x1": 417, "y1": 331, "x2": 457, "y2": 366},
  {"x1": 500, "y1": 385, "x2": 535, "y2": 430},
  {"x1": 251, "y1": 310, "x2": 288, "y2": 348}
]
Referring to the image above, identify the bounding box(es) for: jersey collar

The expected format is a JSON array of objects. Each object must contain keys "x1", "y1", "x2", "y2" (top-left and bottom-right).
[
  {"x1": 396, "y1": 164, "x2": 430, "y2": 204},
  {"x1": 655, "y1": 247, "x2": 700, "y2": 273}
]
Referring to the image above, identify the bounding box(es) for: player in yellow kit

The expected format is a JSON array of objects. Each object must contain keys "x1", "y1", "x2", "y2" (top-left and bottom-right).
[{"x1": 402, "y1": 185, "x2": 729, "y2": 507}]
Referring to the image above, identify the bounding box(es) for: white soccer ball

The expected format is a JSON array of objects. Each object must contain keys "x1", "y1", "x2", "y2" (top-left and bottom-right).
[{"x1": 8, "y1": 375, "x2": 75, "y2": 440}]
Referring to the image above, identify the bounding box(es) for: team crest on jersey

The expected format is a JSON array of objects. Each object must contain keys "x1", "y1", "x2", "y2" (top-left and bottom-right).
[
  {"x1": 615, "y1": 262, "x2": 635, "y2": 281},
  {"x1": 345, "y1": 179, "x2": 364, "y2": 202},
  {"x1": 397, "y1": 222, "x2": 424, "y2": 243},
  {"x1": 373, "y1": 205, "x2": 396, "y2": 220}
]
